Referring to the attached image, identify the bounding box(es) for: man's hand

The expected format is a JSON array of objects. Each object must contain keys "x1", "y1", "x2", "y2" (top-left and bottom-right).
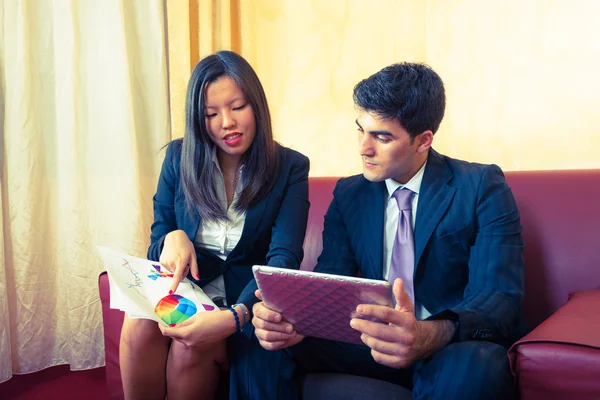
[
  {"x1": 160, "y1": 230, "x2": 200, "y2": 294},
  {"x1": 252, "y1": 290, "x2": 304, "y2": 351},
  {"x1": 350, "y1": 278, "x2": 455, "y2": 369}
]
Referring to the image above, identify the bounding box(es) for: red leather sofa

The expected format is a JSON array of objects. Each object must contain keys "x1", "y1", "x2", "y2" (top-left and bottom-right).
[{"x1": 99, "y1": 169, "x2": 600, "y2": 399}]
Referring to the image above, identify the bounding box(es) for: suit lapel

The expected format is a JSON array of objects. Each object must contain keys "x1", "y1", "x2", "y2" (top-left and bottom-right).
[
  {"x1": 360, "y1": 180, "x2": 386, "y2": 280},
  {"x1": 414, "y1": 149, "x2": 456, "y2": 267}
]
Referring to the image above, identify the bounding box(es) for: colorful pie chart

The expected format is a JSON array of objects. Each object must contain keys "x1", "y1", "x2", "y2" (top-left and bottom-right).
[{"x1": 154, "y1": 294, "x2": 197, "y2": 325}]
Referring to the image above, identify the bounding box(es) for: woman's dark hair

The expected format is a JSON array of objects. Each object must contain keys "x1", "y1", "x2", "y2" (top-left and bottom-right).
[
  {"x1": 180, "y1": 50, "x2": 280, "y2": 221},
  {"x1": 353, "y1": 62, "x2": 446, "y2": 140}
]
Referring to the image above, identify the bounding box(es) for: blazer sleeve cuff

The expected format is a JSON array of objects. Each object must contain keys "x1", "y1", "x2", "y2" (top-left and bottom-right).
[
  {"x1": 443, "y1": 308, "x2": 503, "y2": 344},
  {"x1": 237, "y1": 279, "x2": 259, "y2": 339},
  {"x1": 147, "y1": 235, "x2": 166, "y2": 261},
  {"x1": 426, "y1": 309, "x2": 460, "y2": 344}
]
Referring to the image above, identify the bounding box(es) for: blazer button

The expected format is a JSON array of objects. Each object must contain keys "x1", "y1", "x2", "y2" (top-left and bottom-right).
[
  {"x1": 479, "y1": 329, "x2": 492, "y2": 339},
  {"x1": 470, "y1": 328, "x2": 492, "y2": 340}
]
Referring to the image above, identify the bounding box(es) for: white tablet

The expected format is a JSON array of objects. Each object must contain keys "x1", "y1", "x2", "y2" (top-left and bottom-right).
[{"x1": 252, "y1": 265, "x2": 392, "y2": 345}]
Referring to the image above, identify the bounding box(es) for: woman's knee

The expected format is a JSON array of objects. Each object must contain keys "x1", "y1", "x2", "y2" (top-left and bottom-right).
[
  {"x1": 120, "y1": 316, "x2": 167, "y2": 350},
  {"x1": 168, "y1": 338, "x2": 228, "y2": 374}
]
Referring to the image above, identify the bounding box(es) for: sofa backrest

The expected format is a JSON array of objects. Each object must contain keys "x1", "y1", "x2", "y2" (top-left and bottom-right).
[
  {"x1": 300, "y1": 177, "x2": 338, "y2": 272},
  {"x1": 300, "y1": 170, "x2": 600, "y2": 329},
  {"x1": 504, "y1": 169, "x2": 600, "y2": 327}
]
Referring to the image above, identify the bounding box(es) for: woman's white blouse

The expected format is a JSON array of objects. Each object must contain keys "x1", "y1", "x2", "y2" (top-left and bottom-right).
[{"x1": 193, "y1": 150, "x2": 246, "y2": 305}]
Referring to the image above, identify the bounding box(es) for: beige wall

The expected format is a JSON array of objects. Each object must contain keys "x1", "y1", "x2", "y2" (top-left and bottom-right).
[{"x1": 239, "y1": 0, "x2": 600, "y2": 176}]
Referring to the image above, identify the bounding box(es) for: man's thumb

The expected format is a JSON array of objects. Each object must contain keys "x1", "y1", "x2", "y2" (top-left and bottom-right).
[{"x1": 393, "y1": 278, "x2": 414, "y2": 313}]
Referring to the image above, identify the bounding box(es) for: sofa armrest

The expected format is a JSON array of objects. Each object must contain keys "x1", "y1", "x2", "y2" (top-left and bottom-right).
[
  {"x1": 508, "y1": 289, "x2": 600, "y2": 399},
  {"x1": 509, "y1": 289, "x2": 600, "y2": 357},
  {"x1": 99, "y1": 271, "x2": 126, "y2": 400}
]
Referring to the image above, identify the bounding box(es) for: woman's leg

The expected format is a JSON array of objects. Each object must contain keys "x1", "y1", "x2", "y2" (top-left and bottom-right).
[
  {"x1": 120, "y1": 316, "x2": 171, "y2": 400},
  {"x1": 166, "y1": 338, "x2": 228, "y2": 400}
]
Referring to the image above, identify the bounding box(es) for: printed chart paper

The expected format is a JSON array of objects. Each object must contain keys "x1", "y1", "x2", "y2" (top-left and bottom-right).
[{"x1": 97, "y1": 246, "x2": 217, "y2": 325}]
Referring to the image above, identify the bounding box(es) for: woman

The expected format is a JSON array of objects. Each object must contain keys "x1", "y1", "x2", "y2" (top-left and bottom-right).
[{"x1": 119, "y1": 50, "x2": 310, "y2": 400}]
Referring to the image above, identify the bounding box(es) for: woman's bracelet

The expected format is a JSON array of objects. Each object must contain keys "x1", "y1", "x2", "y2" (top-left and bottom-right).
[
  {"x1": 228, "y1": 307, "x2": 241, "y2": 334},
  {"x1": 231, "y1": 303, "x2": 249, "y2": 324}
]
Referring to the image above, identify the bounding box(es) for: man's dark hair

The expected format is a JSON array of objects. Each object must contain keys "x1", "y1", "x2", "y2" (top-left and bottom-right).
[{"x1": 353, "y1": 62, "x2": 446, "y2": 139}]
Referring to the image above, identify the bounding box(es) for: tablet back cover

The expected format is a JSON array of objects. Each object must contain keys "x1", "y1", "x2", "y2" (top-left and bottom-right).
[{"x1": 254, "y1": 267, "x2": 392, "y2": 345}]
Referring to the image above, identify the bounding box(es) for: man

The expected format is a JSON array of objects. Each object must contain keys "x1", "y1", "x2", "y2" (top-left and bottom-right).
[{"x1": 239, "y1": 62, "x2": 527, "y2": 399}]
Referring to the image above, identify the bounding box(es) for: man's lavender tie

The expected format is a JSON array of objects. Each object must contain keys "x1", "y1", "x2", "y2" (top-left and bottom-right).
[{"x1": 388, "y1": 188, "x2": 415, "y2": 308}]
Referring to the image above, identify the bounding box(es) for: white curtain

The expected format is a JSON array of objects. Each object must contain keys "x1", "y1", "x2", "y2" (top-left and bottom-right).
[{"x1": 0, "y1": 0, "x2": 171, "y2": 382}]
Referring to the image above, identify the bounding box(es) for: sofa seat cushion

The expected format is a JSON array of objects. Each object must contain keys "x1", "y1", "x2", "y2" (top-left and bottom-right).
[{"x1": 509, "y1": 289, "x2": 600, "y2": 400}]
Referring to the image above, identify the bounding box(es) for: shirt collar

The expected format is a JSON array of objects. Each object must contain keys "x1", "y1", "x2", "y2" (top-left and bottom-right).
[
  {"x1": 210, "y1": 145, "x2": 221, "y2": 171},
  {"x1": 385, "y1": 160, "x2": 427, "y2": 199}
]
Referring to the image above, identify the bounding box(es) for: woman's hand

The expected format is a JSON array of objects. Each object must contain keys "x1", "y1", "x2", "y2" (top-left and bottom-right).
[
  {"x1": 158, "y1": 309, "x2": 237, "y2": 349},
  {"x1": 160, "y1": 230, "x2": 200, "y2": 293}
]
